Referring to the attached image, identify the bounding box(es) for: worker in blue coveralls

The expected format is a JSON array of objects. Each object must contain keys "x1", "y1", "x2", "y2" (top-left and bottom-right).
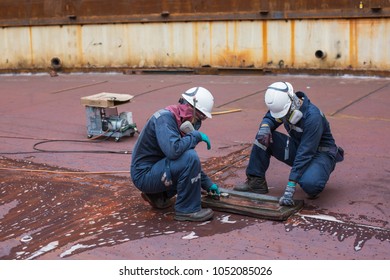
[
  {"x1": 131, "y1": 87, "x2": 220, "y2": 222},
  {"x1": 234, "y1": 81, "x2": 344, "y2": 206}
]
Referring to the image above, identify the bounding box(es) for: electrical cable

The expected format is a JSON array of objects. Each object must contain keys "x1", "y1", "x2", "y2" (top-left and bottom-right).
[
  {"x1": 0, "y1": 134, "x2": 132, "y2": 174},
  {"x1": 0, "y1": 167, "x2": 129, "y2": 175},
  {"x1": 0, "y1": 134, "x2": 132, "y2": 155},
  {"x1": 2, "y1": 145, "x2": 251, "y2": 176},
  {"x1": 32, "y1": 139, "x2": 131, "y2": 154}
]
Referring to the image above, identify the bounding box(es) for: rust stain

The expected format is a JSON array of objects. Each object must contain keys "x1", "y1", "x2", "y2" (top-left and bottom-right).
[
  {"x1": 290, "y1": 20, "x2": 295, "y2": 67},
  {"x1": 2, "y1": 0, "x2": 390, "y2": 26},
  {"x1": 0, "y1": 150, "x2": 258, "y2": 260},
  {"x1": 77, "y1": 25, "x2": 83, "y2": 66},
  {"x1": 1, "y1": 145, "x2": 389, "y2": 259},
  {"x1": 193, "y1": 22, "x2": 199, "y2": 66},
  {"x1": 209, "y1": 22, "x2": 213, "y2": 65},
  {"x1": 28, "y1": 26, "x2": 34, "y2": 67},
  {"x1": 216, "y1": 49, "x2": 253, "y2": 68},
  {"x1": 349, "y1": 19, "x2": 358, "y2": 68},
  {"x1": 262, "y1": 21, "x2": 268, "y2": 64}
]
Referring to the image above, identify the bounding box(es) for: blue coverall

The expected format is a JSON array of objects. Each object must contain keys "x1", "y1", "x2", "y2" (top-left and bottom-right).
[
  {"x1": 130, "y1": 109, "x2": 213, "y2": 213},
  {"x1": 246, "y1": 91, "x2": 339, "y2": 197}
]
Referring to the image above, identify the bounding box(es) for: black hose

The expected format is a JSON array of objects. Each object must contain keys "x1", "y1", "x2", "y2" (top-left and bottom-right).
[{"x1": 32, "y1": 139, "x2": 131, "y2": 154}]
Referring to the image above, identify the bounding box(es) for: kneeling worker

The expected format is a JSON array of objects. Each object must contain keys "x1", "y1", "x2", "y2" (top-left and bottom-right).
[
  {"x1": 131, "y1": 87, "x2": 220, "y2": 221},
  {"x1": 235, "y1": 81, "x2": 344, "y2": 206}
]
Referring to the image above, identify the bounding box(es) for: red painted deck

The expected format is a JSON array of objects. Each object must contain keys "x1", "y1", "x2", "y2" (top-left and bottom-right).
[{"x1": 0, "y1": 72, "x2": 389, "y2": 260}]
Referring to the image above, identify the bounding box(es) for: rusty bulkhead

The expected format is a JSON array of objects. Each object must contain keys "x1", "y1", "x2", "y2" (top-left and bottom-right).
[{"x1": 0, "y1": 0, "x2": 389, "y2": 76}]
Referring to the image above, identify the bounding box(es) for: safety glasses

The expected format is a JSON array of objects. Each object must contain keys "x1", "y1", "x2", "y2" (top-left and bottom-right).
[{"x1": 195, "y1": 109, "x2": 207, "y2": 121}]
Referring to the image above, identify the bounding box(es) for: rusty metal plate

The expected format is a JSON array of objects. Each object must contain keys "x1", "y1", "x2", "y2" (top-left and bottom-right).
[
  {"x1": 1, "y1": 1, "x2": 389, "y2": 26},
  {"x1": 202, "y1": 188, "x2": 304, "y2": 221}
]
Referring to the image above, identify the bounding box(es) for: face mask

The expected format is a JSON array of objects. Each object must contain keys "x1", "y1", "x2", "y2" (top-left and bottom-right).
[{"x1": 285, "y1": 95, "x2": 303, "y2": 125}]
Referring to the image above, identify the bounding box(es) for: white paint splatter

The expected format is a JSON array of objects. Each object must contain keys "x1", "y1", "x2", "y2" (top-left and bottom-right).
[
  {"x1": 182, "y1": 231, "x2": 198, "y2": 240},
  {"x1": 220, "y1": 215, "x2": 236, "y2": 224},
  {"x1": 299, "y1": 213, "x2": 342, "y2": 222},
  {"x1": 118, "y1": 238, "x2": 130, "y2": 242},
  {"x1": 198, "y1": 221, "x2": 211, "y2": 226},
  {"x1": 299, "y1": 213, "x2": 385, "y2": 230},
  {"x1": 60, "y1": 243, "x2": 96, "y2": 258},
  {"x1": 355, "y1": 240, "x2": 364, "y2": 251},
  {"x1": 27, "y1": 241, "x2": 59, "y2": 260}
]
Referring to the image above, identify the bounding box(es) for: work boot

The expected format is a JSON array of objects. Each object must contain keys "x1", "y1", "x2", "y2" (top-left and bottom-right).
[
  {"x1": 174, "y1": 208, "x2": 214, "y2": 222},
  {"x1": 141, "y1": 192, "x2": 173, "y2": 209},
  {"x1": 233, "y1": 175, "x2": 269, "y2": 194}
]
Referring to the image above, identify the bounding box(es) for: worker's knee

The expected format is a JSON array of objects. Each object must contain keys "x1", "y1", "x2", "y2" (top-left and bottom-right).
[
  {"x1": 298, "y1": 158, "x2": 333, "y2": 197},
  {"x1": 299, "y1": 179, "x2": 325, "y2": 197},
  {"x1": 183, "y1": 149, "x2": 201, "y2": 166},
  {"x1": 169, "y1": 149, "x2": 200, "y2": 177}
]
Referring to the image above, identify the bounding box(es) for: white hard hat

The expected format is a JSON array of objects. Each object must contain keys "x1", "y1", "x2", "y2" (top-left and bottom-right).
[
  {"x1": 182, "y1": 87, "x2": 214, "y2": 118},
  {"x1": 264, "y1": 82, "x2": 294, "y2": 118}
]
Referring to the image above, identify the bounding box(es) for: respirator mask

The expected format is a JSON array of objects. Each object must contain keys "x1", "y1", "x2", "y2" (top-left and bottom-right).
[
  {"x1": 285, "y1": 94, "x2": 303, "y2": 125},
  {"x1": 179, "y1": 114, "x2": 202, "y2": 134}
]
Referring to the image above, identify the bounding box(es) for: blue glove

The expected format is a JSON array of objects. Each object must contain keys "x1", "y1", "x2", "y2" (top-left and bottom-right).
[
  {"x1": 256, "y1": 124, "x2": 272, "y2": 147},
  {"x1": 209, "y1": 183, "x2": 220, "y2": 195},
  {"x1": 199, "y1": 132, "x2": 211, "y2": 150},
  {"x1": 279, "y1": 181, "x2": 296, "y2": 206}
]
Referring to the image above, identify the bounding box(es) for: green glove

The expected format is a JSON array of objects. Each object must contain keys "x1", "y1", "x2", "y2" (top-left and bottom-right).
[
  {"x1": 279, "y1": 181, "x2": 296, "y2": 206},
  {"x1": 199, "y1": 132, "x2": 211, "y2": 150},
  {"x1": 209, "y1": 183, "x2": 220, "y2": 195}
]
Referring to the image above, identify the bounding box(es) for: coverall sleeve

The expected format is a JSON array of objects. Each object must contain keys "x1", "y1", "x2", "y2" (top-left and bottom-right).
[
  {"x1": 200, "y1": 170, "x2": 214, "y2": 192},
  {"x1": 289, "y1": 112, "x2": 323, "y2": 182},
  {"x1": 155, "y1": 115, "x2": 201, "y2": 160}
]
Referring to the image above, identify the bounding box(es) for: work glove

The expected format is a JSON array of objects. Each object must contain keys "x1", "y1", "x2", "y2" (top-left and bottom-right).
[
  {"x1": 256, "y1": 124, "x2": 272, "y2": 147},
  {"x1": 199, "y1": 132, "x2": 211, "y2": 150},
  {"x1": 279, "y1": 181, "x2": 296, "y2": 206},
  {"x1": 208, "y1": 183, "x2": 220, "y2": 195}
]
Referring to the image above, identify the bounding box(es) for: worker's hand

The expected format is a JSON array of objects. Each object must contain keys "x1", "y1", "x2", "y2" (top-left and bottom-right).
[
  {"x1": 279, "y1": 181, "x2": 296, "y2": 206},
  {"x1": 199, "y1": 132, "x2": 211, "y2": 150},
  {"x1": 208, "y1": 183, "x2": 220, "y2": 195},
  {"x1": 256, "y1": 124, "x2": 272, "y2": 147}
]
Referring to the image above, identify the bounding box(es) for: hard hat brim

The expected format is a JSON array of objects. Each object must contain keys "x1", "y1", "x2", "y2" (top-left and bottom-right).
[
  {"x1": 269, "y1": 106, "x2": 289, "y2": 119},
  {"x1": 203, "y1": 111, "x2": 212, "y2": 119}
]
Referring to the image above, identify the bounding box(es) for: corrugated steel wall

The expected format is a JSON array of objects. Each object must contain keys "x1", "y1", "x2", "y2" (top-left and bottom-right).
[{"x1": 0, "y1": 0, "x2": 389, "y2": 75}]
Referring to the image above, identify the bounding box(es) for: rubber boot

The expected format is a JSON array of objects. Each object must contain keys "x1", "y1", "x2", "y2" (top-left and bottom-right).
[{"x1": 233, "y1": 175, "x2": 269, "y2": 194}]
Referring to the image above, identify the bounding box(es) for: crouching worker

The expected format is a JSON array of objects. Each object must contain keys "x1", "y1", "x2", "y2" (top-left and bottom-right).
[
  {"x1": 130, "y1": 87, "x2": 220, "y2": 222},
  {"x1": 234, "y1": 81, "x2": 344, "y2": 206}
]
